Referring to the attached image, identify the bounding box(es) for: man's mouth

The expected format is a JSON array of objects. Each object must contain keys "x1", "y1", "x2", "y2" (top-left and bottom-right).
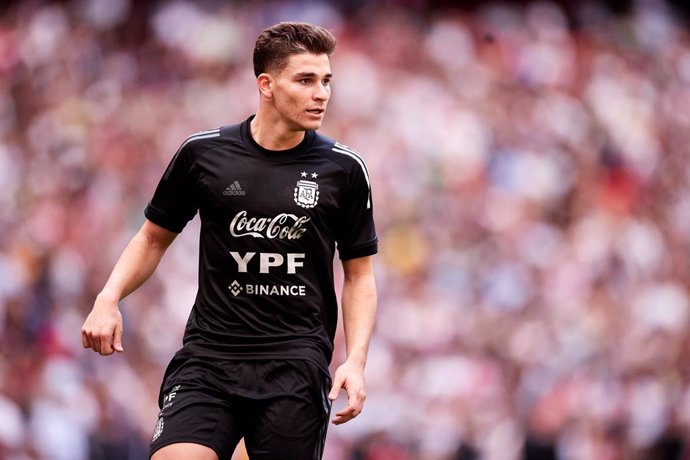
[{"x1": 307, "y1": 109, "x2": 324, "y2": 115}]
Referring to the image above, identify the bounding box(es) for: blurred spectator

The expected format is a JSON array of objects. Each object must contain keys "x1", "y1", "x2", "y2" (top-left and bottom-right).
[{"x1": 2, "y1": 0, "x2": 690, "y2": 459}]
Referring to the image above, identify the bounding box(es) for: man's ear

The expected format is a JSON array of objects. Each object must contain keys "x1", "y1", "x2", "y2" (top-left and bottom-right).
[{"x1": 257, "y1": 73, "x2": 273, "y2": 98}]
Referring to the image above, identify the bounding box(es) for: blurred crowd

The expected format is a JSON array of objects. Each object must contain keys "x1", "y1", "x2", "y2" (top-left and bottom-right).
[{"x1": 2, "y1": 0, "x2": 690, "y2": 459}]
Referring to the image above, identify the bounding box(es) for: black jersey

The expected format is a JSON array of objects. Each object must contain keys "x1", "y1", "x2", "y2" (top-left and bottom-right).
[{"x1": 145, "y1": 116, "x2": 377, "y2": 373}]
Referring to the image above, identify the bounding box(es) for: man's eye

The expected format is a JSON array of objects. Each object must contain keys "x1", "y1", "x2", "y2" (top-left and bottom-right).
[{"x1": 300, "y1": 79, "x2": 310, "y2": 84}]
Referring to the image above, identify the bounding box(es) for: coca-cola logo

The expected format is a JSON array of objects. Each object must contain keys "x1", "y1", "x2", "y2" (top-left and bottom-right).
[{"x1": 229, "y1": 211, "x2": 310, "y2": 240}]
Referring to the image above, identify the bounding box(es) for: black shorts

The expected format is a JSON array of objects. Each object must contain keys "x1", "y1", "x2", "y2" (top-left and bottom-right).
[{"x1": 148, "y1": 358, "x2": 332, "y2": 460}]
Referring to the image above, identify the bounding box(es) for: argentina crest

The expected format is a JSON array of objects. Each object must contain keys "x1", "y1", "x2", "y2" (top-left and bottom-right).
[{"x1": 294, "y1": 171, "x2": 320, "y2": 208}]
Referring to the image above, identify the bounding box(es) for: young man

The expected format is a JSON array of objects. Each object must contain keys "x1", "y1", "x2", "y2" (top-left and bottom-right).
[{"x1": 80, "y1": 22, "x2": 378, "y2": 460}]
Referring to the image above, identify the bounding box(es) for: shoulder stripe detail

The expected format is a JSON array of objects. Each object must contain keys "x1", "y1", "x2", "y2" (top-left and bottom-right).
[
  {"x1": 332, "y1": 142, "x2": 371, "y2": 209},
  {"x1": 179, "y1": 128, "x2": 221, "y2": 150},
  {"x1": 186, "y1": 128, "x2": 221, "y2": 137},
  {"x1": 164, "y1": 129, "x2": 221, "y2": 179}
]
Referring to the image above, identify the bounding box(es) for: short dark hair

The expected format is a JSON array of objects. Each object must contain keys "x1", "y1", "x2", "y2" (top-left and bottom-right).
[{"x1": 253, "y1": 22, "x2": 336, "y2": 77}]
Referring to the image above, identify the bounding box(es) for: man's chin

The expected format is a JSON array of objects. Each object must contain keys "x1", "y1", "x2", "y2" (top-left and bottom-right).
[{"x1": 301, "y1": 121, "x2": 323, "y2": 131}]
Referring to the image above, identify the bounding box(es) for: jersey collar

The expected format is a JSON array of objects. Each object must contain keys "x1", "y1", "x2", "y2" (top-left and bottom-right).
[{"x1": 241, "y1": 116, "x2": 316, "y2": 162}]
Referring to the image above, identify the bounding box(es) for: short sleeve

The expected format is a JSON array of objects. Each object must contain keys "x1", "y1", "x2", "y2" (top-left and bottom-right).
[
  {"x1": 144, "y1": 140, "x2": 201, "y2": 233},
  {"x1": 335, "y1": 152, "x2": 378, "y2": 260}
]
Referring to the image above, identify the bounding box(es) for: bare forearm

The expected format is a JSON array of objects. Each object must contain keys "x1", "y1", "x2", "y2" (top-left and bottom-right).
[
  {"x1": 82, "y1": 220, "x2": 176, "y2": 355},
  {"x1": 328, "y1": 256, "x2": 377, "y2": 424},
  {"x1": 98, "y1": 221, "x2": 175, "y2": 303},
  {"x1": 341, "y1": 266, "x2": 377, "y2": 367}
]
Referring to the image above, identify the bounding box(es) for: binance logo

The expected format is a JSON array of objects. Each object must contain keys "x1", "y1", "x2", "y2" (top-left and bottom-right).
[{"x1": 229, "y1": 280, "x2": 243, "y2": 296}]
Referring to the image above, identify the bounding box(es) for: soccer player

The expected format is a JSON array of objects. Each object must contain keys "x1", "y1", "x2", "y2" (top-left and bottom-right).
[{"x1": 80, "y1": 22, "x2": 378, "y2": 460}]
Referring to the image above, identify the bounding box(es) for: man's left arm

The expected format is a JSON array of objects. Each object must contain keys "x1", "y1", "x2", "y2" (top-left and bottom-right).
[{"x1": 328, "y1": 255, "x2": 377, "y2": 425}]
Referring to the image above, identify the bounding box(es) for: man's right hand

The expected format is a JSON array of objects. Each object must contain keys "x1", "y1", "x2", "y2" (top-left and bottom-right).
[{"x1": 81, "y1": 296, "x2": 124, "y2": 355}]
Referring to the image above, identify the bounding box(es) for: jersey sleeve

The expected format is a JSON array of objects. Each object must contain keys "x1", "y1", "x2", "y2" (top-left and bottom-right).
[
  {"x1": 144, "y1": 138, "x2": 201, "y2": 233},
  {"x1": 335, "y1": 155, "x2": 378, "y2": 260}
]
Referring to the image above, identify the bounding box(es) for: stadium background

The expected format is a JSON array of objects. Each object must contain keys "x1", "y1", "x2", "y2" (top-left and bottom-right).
[{"x1": 2, "y1": 0, "x2": 690, "y2": 458}]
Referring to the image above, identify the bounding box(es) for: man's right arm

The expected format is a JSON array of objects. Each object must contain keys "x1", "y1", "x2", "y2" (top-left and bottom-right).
[{"x1": 81, "y1": 219, "x2": 177, "y2": 356}]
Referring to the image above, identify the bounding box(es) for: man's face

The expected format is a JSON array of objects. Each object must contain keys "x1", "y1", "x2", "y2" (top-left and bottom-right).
[{"x1": 270, "y1": 52, "x2": 332, "y2": 131}]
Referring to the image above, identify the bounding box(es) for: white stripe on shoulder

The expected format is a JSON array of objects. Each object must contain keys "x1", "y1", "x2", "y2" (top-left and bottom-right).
[
  {"x1": 182, "y1": 128, "x2": 221, "y2": 145},
  {"x1": 164, "y1": 128, "x2": 221, "y2": 179},
  {"x1": 332, "y1": 142, "x2": 372, "y2": 209},
  {"x1": 334, "y1": 142, "x2": 366, "y2": 161},
  {"x1": 175, "y1": 128, "x2": 221, "y2": 153},
  {"x1": 333, "y1": 143, "x2": 371, "y2": 187}
]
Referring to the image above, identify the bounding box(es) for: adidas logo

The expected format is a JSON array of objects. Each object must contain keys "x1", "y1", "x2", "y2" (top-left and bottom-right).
[{"x1": 223, "y1": 180, "x2": 246, "y2": 196}]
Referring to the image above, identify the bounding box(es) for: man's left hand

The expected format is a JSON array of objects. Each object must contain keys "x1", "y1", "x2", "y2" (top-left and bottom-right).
[{"x1": 328, "y1": 360, "x2": 366, "y2": 425}]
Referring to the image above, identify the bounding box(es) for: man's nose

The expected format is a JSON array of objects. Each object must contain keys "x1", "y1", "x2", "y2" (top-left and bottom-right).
[{"x1": 314, "y1": 84, "x2": 329, "y2": 100}]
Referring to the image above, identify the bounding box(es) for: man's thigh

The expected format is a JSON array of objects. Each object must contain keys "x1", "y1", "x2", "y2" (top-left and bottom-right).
[
  {"x1": 148, "y1": 385, "x2": 244, "y2": 460},
  {"x1": 148, "y1": 358, "x2": 331, "y2": 459},
  {"x1": 151, "y1": 442, "x2": 219, "y2": 460},
  {"x1": 244, "y1": 361, "x2": 332, "y2": 460},
  {"x1": 245, "y1": 396, "x2": 330, "y2": 460}
]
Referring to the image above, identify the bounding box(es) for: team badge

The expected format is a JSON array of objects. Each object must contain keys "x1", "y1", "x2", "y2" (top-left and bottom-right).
[
  {"x1": 152, "y1": 417, "x2": 164, "y2": 442},
  {"x1": 294, "y1": 172, "x2": 319, "y2": 208}
]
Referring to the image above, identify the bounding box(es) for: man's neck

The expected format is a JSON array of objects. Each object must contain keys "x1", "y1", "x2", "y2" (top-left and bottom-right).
[{"x1": 250, "y1": 112, "x2": 305, "y2": 151}]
